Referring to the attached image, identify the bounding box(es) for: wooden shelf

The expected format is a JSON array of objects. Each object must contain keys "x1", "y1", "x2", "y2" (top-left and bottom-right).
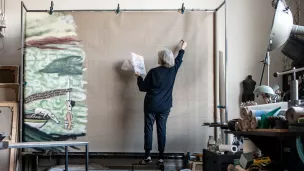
[
  {"x1": 0, "y1": 84, "x2": 20, "y2": 101},
  {"x1": 0, "y1": 65, "x2": 19, "y2": 70},
  {"x1": 0, "y1": 65, "x2": 19, "y2": 84},
  {"x1": 225, "y1": 130, "x2": 304, "y2": 137},
  {"x1": 0, "y1": 83, "x2": 19, "y2": 89},
  {"x1": 0, "y1": 65, "x2": 20, "y2": 102}
]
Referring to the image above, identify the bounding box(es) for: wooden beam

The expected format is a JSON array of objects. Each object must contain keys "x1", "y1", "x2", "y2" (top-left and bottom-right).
[
  {"x1": 0, "y1": 84, "x2": 20, "y2": 101},
  {"x1": 0, "y1": 83, "x2": 19, "y2": 89},
  {"x1": 0, "y1": 65, "x2": 19, "y2": 70},
  {"x1": 0, "y1": 102, "x2": 19, "y2": 171}
]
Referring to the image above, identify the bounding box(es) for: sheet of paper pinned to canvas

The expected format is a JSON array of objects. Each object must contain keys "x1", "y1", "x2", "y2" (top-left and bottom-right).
[{"x1": 131, "y1": 52, "x2": 147, "y2": 75}]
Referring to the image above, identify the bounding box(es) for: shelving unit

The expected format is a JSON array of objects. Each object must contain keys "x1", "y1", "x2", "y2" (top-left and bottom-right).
[
  {"x1": 0, "y1": 65, "x2": 20, "y2": 101},
  {"x1": 0, "y1": 102, "x2": 19, "y2": 171},
  {"x1": 226, "y1": 131, "x2": 304, "y2": 171}
]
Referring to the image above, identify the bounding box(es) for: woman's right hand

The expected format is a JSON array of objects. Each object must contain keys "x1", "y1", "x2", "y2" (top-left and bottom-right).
[{"x1": 181, "y1": 40, "x2": 187, "y2": 50}]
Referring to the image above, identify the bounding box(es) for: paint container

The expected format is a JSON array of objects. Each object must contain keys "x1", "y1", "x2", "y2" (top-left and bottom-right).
[
  {"x1": 196, "y1": 154, "x2": 203, "y2": 161},
  {"x1": 286, "y1": 107, "x2": 304, "y2": 124},
  {"x1": 228, "y1": 119, "x2": 238, "y2": 131},
  {"x1": 274, "y1": 119, "x2": 286, "y2": 129},
  {"x1": 243, "y1": 138, "x2": 259, "y2": 154}
]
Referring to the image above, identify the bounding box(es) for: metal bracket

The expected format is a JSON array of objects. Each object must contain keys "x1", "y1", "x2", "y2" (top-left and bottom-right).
[
  {"x1": 9, "y1": 106, "x2": 13, "y2": 113},
  {"x1": 115, "y1": 4, "x2": 121, "y2": 15},
  {"x1": 49, "y1": 1, "x2": 54, "y2": 15},
  {"x1": 48, "y1": 150, "x2": 53, "y2": 162},
  {"x1": 179, "y1": 3, "x2": 186, "y2": 14}
]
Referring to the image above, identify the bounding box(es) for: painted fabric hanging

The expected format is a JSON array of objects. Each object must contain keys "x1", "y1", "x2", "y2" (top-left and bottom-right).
[{"x1": 23, "y1": 12, "x2": 87, "y2": 152}]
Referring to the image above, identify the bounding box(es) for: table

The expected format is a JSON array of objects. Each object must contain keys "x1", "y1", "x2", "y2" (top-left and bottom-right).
[
  {"x1": 226, "y1": 131, "x2": 304, "y2": 171},
  {"x1": 9, "y1": 141, "x2": 89, "y2": 171}
]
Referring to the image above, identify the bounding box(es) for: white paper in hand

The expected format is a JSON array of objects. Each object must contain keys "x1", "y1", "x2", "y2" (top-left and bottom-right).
[
  {"x1": 131, "y1": 52, "x2": 146, "y2": 75},
  {"x1": 121, "y1": 59, "x2": 133, "y2": 71}
]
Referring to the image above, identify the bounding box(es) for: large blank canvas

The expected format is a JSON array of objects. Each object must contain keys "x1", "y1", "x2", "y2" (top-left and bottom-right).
[{"x1": 24, "y1": 11, "x2": 214, "y2": 153}]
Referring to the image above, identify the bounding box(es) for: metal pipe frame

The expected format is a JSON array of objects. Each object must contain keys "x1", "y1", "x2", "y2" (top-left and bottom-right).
[
  {"x1": 213, "y1": 10, "x2": 218, "y2": 142},
  {"x1": 19, "y1": 0, "x2": 228, "y2": 158},
  {"x1": 20, "y1": 1, "x2": 227, "y2": 13},
  {"x1": 23, "y1": 152, "x2": 185, "y2": 159},
  {"x1": 215, "y1": 1, "x2": 225, "y2": 11},
  {"x1": 19, "y1": 2, "x2": 26, "y2": 171},
  {"x1": 274, "y1": 67, "x2": 304, "y2": 77},
  {"x1": 25, "y1": 9, "x2": 216, "y2": 12},
  {"x1": 224, "y1": 0, "x2": 228, "y2": 144}
]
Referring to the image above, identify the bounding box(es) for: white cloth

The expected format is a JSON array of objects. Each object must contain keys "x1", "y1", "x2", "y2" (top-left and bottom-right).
[
  {"x1": 121, "y1": 52, "x2": 147, "y2": 75},
  {"x1": 121, "y1": 59, "x2": 133, "y2": 71}
]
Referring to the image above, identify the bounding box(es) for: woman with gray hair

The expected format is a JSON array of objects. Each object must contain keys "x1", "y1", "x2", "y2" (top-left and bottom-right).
[{"x1": 136, "y1": 40, "x2": 187, "y2": 165}]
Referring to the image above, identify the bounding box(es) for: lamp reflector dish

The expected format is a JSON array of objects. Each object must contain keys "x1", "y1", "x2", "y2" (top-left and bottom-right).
[
  {"x1": 254, "y1": 85, "x2": 275, "y2": 96},
  {"x1": 268, "y1": 0, "x2": 293, "y2": 51}
]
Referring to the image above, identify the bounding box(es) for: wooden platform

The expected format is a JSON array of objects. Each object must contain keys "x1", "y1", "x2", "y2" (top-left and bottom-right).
[
  {"x1": 47, "y1": 164, "x2": 109, "y2": 171},
  {"x1": 132, "y1": 162, "x2": 164, "y2": 171}
]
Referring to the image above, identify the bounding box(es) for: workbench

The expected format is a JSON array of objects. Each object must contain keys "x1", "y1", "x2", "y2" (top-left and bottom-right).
[
  {"x1": 9, "y1": 141, "x2": 89, "y2": 171},
  {"x1": 226, "y1": 131, "x2": 304, "y2": 171}
]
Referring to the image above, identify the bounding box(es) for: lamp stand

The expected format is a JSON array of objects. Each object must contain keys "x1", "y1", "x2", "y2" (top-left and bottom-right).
[
  {"x1": 274, "y1": 67, "x2": 304, "y2": 106},
  {"x1": 266, "y1": 52, "x2": 270, "y2": 86},
  {"x1": 290, "y1": 67, "x2": 299, "y2": 104},
  {"x1": 259, "y1": 52, "x2": 271, "y2": 86}
]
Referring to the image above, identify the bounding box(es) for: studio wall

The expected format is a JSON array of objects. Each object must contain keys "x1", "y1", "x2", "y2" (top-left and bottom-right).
[
  {"x1": 0, "y1": 0, "x2": 289, "y2": 153},
  {"x1": 23, "y1": 11, "x2": 214, "y2": 153}
]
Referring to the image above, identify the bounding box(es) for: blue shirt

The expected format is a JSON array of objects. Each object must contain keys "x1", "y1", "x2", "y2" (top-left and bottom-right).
[{"x1": 137, "y1": 49, "x2": 185, "y2": 113}]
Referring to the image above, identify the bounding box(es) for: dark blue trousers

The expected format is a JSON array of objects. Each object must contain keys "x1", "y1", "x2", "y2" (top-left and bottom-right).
[{"x1": 144, "y1": 111, "x2": 169, "y2": 152}]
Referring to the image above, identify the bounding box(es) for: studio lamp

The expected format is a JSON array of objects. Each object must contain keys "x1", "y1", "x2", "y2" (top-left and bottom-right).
[{"x1": 254, "y1": 0, "x2": 304, "y2": 100}]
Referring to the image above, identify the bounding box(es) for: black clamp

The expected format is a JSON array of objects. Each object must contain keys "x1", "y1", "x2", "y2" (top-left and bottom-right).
[
  {"x1": 48, "y1": 150, "x2": 53, "y2": 162},
  {"x1": 49, "y1": 1, "x2": 54, "y2": 15},
  {"x1": 115, "y1": 4, "x2": 121, "y2": 15},
  {"x1": 217, "y1": 105, "x2": 226, "y2": 109},
  {"x1": 179, "y1": 3, "x2": 185, "y2": 14}
]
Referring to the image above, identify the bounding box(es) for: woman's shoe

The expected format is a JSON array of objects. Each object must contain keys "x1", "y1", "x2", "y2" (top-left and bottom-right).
[
  {"x1": 156, "y1": 159, "x2": 164, "y2": 165},
  {"x1": 139, "y1": 156, "x2": 152, "y2": 165}
]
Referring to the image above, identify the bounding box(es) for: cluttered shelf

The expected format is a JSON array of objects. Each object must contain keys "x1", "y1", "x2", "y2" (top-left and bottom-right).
[
  {"x1": 213, "y1": 101, "x2": 304, "y2": 171},
  {"x1": 225, "y1": 130, "x2": 304, "y2": 137}
]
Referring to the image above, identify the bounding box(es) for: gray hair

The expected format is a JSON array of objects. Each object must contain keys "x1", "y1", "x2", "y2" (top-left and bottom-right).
[{"x1": 158, "y1": 49, "x2": 175, "y2": 68}]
